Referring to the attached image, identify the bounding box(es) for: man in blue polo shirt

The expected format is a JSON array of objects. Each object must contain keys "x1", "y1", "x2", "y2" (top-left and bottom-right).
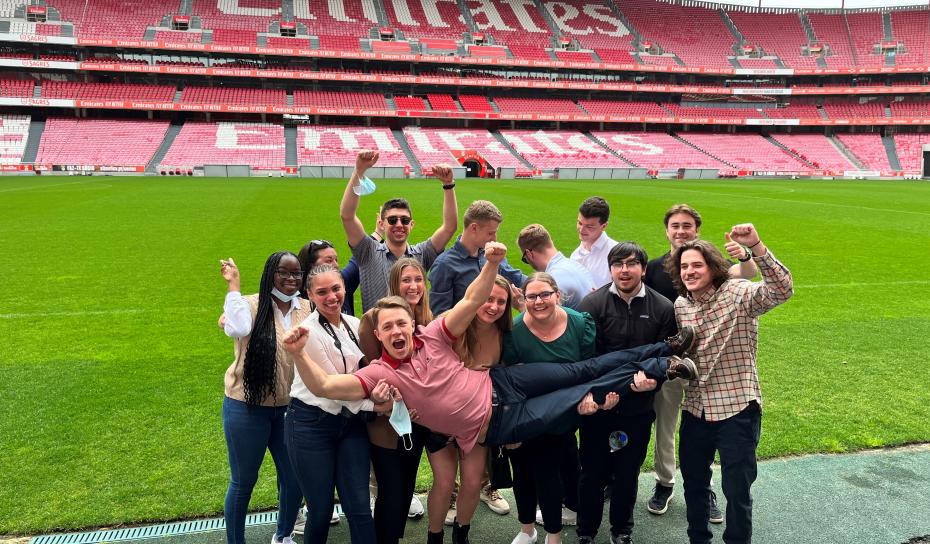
[{"x1": 429, "y1": 200, "x2": 526, "y2": 316}]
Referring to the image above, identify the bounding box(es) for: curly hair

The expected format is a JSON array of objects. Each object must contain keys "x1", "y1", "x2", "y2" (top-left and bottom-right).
[
  {"x1": 664, "y1": 240, "x2": 731, "y2": 298},
  {"x1": 243, "y1": 251, "x2": 294, "y2": 405}
]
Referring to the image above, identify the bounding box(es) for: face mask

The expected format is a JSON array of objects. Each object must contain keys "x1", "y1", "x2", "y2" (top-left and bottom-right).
[
  {"x1": 389, "y1": 398, "x2": 414, "y2": 451},
  {"x1": 352, "y1": 176, "x2": 377, "y2": 196},
  {"x1": 271, "y1": 287, "x2": 298, "y2": 303}
]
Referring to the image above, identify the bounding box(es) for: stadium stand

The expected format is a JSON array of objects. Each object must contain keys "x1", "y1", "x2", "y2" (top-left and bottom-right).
[
  {"x1": 192, "y1": 0, "x2": 279, "y2": 32},
  {"x1": 458, "y1": 94, "x2": 495, "y2": 113},
  {"x1": 426, "y1": 94, "x2": 460, "y2": 111},
  {"x1": 890, "y1": 99, "x2": 930, "y2": 118},
  {"x1": 822, "y1": 99, "x2": 886, "y2": 119},
  {"x1": 807, "y1": 13, "x2": 857, "y2": 68},
  {"x1": 835, "y1": 133, "x2": 894, "y2": 172},
  {"x1": 297, "y1": 126, "x2": 408, "y2": 166},
  {"x1": 180, "y1": 86, "x2": 286, "y2": 106},
  {"x1": 663, "y1": 104, "x2": 763, "y2": 120},
  {"x1": 403, "y1": 126, "x2": 525, "y2": 169},
  {"x1": 590, "y1": 131, "x2": 727, "y2": 170},
  {"x1": 292, "y1": 90, "x2": 387, "y2": 109},
  {"x1": 35, "y1": 118, "x2": 169, "y2": 166},
  {"x1": 545, "y1": 0, "x2": 634, "y2": 53},
  {"x1": 497, "y1": 129, "x2": 629, "y2": 169},
  {"x1": 0, "y1": 78, "x2": 35, "y2": 98},
  {"x1": 40, "y1": 81, "x2": 176, "y2": 101},
  {"x1": 578, "y1": 99, "x2": 667, "y2": 117},
  {"x1": 160, "y1": 122, "x2": 284, "y2": 169},
  {"x1": 154, "y1": 31, "x2": 204, "y2": 44},
  {"x1": 892, "y1": 133, "x2": 930, "y2": 173},
  {"x1": 382, "y1": 0, "x2": 470, "y2": 40},
  {"x1": 393, "y1": 95, "x2": 428, "y2": 110},
  {"x1": 845, "y1": 12, "x2": 886, "y2": 67},
  {"x1": 764, "y1": 103, "x2": 822, "y2": 119},
  {"x1": 770, "y1": 133, "x2": 858, "y2": 172},
  {"x1": 729, "y1": 11, "x2": 820, "y2": 69},
  {"x1": 317, "y1": 34, "x2": 363, "y2": 51},
  {"x1": 677, "y1": 133, "x2": 809, "y2": 172},
  {"x1": 465, "y1": 0, "x2": 554, "y2": 46},
  {"x1": 0, "y1": 114, "x2": 30, "y2": 165},
  {"x1": 295, "y1": 0, "x2": 377, "y2": 38},
  {"x1": 493, "y1": 96, "x2": 582, "y2": 115},
  {"x1": 47, "y1": 0, "x2": 171, "y2": 39},
  {"x1": 891, "y1": 10, "x2": 929, "y2": 66}
]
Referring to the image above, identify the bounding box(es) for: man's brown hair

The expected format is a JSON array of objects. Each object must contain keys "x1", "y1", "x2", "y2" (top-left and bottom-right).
[
  {"x1": 665, "y1": 240, "x2": 731, "y2": 297},
  {"x1": 517, "y1": 224, "x2": 553, "y2": 252},
  {"x1": 663, "y1": 204, "x2": 703, "y2": 229}
]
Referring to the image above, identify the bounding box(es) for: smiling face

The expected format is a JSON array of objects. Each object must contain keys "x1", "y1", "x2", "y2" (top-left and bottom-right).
[
  {"x1": 666, "y1": 212, "x2": 699, "y2": 250},
  {"x1": 309, "y1": 270, "x2": 344, "y2": 320},
  {"x1": 477, "y1": 284, "x2": 509, "y2": 325},
  {"x1": 313, "y1": 247, "x2": 339, "y2": 268},
  {"x1": 374, "y1": 307, "x2": 415, "y2": 360},
  {"x1": 397, "y1": 264, "x2": 425, "y2": 307},
  {"x1": 680, "y1": 248, "x2": 713, "y2": 298},
  {"x1": 610, "y1": 256, "x2": 645, "y2": 295},
  {"x1": 577, "y1": 213, "x2": 607, "y2": 247},
  {"x1": 379, "y1": 207, "x2": 414, "y2": 246},
  {"x1": 524, "y1": 279, "x2": 561, "y2": 321},
  {"x1": 273, "y1": 254, "x2": 302, "y2": 296}
]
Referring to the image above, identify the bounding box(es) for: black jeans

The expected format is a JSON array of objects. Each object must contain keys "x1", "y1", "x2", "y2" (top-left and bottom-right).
[
  {"x1": 509, "y1": 431, "x2": 579, "y2": 534},
  {"x1": 679, "y1": 403, "x2": 761, "y2": 544},
  {"x1": 369, "y1": 423, "x2": 428, "y2": 544},
  {"x1": 577, "y1": 412, "x2": 654, "y2": 539}
]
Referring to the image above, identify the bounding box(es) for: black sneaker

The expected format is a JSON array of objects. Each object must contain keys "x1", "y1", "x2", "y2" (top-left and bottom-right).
[
  {"x1": 665, "y1": 325, "x2": 696, "y2": 357},
  {"x1": 577, "y1": 537, "x2": 595, "y2": 544},
  {"x1": 666, "y1": 356, "x2": 698, "y2": 381},
  {"x1": 647, "y1": 484, "x2": 673, "y2": 515},
  {"x1": 709, "y1": 491, "x2": 723, "y2": 524},
  {"x1": 610, "y1": 534, "x2": 633, "y2": 544}
]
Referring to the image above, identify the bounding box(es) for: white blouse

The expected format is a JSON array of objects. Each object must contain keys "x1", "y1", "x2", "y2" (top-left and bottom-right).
[{"x1": 291, "y1": 310, "x2": 374, "y2": 415}]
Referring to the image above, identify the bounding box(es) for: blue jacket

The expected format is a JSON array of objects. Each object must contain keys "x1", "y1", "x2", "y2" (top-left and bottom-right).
[{"x1": 428, "y1": 237, "x2": 527, "y2": 316}]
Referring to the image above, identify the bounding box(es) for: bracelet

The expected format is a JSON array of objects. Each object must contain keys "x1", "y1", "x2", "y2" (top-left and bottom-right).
[
  {"x1": 442, "y1": 183, "x2": 456, "y2": 190},
  {"x1": 748, "y1": 240, "x2": 761, "y2": 249},
  {"x1": 738, "y1": 249, "x2": 753, "y2": 262}
]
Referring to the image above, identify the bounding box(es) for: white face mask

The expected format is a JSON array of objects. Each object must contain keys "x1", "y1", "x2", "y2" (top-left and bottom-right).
[{"x1": 271, "y1": 287, "x2": 298, "y2": 303}]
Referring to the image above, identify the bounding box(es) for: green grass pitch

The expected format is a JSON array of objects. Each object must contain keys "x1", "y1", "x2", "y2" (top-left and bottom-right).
[{"x1": 1, "y1": 176, "x2": 929, "y2": 536}]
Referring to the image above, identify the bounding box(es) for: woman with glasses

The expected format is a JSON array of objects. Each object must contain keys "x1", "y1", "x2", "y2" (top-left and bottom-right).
[
  {"x1": 285, "y1": 263, "x2": 384, "y2": 543},
  {"x1": 297, "y1": 239, "x2": 360, "y2": 316},
  {"x1": 357, "y1": 257, "x2": 432, "y2": 544},
  {"x1": 219, "y1": 252, "x2": 311, "y2": 544},
  {"x1": 502, "y1": 272, "x2": 596, "y2": 544},
  {"x1": 425, "y1": 274, "x2": 515, "y2": 544}
]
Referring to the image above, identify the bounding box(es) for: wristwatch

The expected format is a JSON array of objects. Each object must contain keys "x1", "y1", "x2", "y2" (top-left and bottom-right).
[
  {"x1": 442, "y1": 183, "x2": 456, "y2": 190},
  {"x1": 738, "y1": 248, "x2": 753, "y2": 262}
]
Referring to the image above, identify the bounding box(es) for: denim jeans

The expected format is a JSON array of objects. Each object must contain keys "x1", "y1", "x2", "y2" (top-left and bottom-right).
[
  {"x1": 285, "y1": 398, "x2": 375, "y2": 544},
  {"x1": 679, "y1": 402, "x2": 762, "y2": 544},
  {"x1": 485, "y1": 341, "x2": 671, "y2": 446},
  {"x1": 222, "y1": 396, "x2": 301, "y2": 544}
]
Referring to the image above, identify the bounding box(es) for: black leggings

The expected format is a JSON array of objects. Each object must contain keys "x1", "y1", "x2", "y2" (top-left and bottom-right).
[
  {"x1": 509, "y1": 431, "x2": 580, "y2": 534},
  {"x1": 369, "y1": 423, "x2": 428, "y2": 544}
]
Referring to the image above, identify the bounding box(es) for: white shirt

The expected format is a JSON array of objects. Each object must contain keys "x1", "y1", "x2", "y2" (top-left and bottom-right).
[
  {"x1": 609, "y1": 280, "x2": 646, "y2": 301},
  {"x1": 570, "y1": 231, "x2": 617, "y2": 288},
  {"x1": 223, "y1": 291, "x2": 302, "y2": 338},
  {"x1": 291, "y1": 310, "x2": 374, "y2": 414}
]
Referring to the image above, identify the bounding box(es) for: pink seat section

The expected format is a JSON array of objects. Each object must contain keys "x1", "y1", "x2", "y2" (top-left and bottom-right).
[
  {"x1": 545, "y1": 0, "x2": 633, "y2": 54},
  {"x1": 494, "y1": 96, "x2": 582, "y2": 115},
  {"x1": 497, "y1": 129, "x2": 628, "y2": 169},
  {"x1": 35, "y1": 118, "x2": 169, "y2": 166},
  {"x1": 404, "y1": 126, "x2": 523, "y2": 169},
  {"x1": 293, "y1": 90, "x2": 387, "y2": 109},
  {"x1": 677, "y1": 133, "x2": 809, "y2": 172},
  {"x1": 578, "y1": 100, "x2": 667, "y2": 117},
  {"x1": 616, "y1": 0, "x2": 733, "y2": 68},
  {"x1": 590, "y1": 131, "x2": 726, "y2": 170},
  {"x1": 0, "y1": 78, "x2": 35, "y2": 98},
  {"x1": 0, "y1": 114, "x2": 30, "y2": 165},
  {"x1": 893, "y1": 133, "x2": 930, "y2": 173},
  {"x1": 382, "y1": 0, "x2": 469, "y2": 40},
  {"x1": 297, "y1": 125, "x2": 408, "y2": 166},
  {"x1": 180, "y1": 86, "x2": 286, "y2": 106},
  {"x1": 41, "y1": 81, "x2": 176, "y2": 101},
  {"x1": 770, "y1": 134, "x2": 858, "y2": 172},
  {"x1": 729, "y1": 12, "x2": 818, "y2": 69},
  {"x1": 161, "y1": 122, "x2": 284, "y2": 168},
  {"x1": 464, "y1": 0, "x2": 554, "y2": 47},
  {"x1": 835, "y1": 133, "x2": 894, "y2": 172},
  {"x1": 891, "y1": 11, "x2": 929, "y2": 66},
  {"x1": 45, "y1": 0, "x2": 172, "y2": 39}
]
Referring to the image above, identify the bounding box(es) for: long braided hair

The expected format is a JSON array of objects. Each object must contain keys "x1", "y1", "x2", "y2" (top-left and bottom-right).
[{"x1": 243, "y1": 251, "x2": 294, "y2": 405}]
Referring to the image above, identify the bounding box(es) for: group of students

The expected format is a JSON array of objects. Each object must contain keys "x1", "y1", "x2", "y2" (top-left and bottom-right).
[{"x1": 217, "y1": 150, "x2": 794, "y2": 544}]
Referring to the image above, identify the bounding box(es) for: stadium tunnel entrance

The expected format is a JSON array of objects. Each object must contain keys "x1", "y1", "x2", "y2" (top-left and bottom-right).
[{"x1": 452, "y1": 149, "x2": 493, "y2": 178}]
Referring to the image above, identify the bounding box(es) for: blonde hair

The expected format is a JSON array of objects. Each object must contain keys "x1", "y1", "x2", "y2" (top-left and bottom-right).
[
  {"x1": 464, "y1": 200, "x2": 503, "y2": 227},
  {"x1": 388, "y1": 257, "x2": 433, "y2": 326}
]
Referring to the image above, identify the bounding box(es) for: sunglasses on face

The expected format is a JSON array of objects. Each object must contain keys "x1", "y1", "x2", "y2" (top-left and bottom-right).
[
  {"x1": 385, "y1": 216, "x2": 412, "y2": 226},
  {"x1": 521, "y1": 249, "x2": 530, "y2": 265}
]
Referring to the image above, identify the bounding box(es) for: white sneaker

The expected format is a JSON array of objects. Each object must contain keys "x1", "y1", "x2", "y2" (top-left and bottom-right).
[
  {"x1": 331, "y1": 505, "x2": 340, "y2": 525},
  {"x1": 444, "y1": 493, "x2": 457, "y2": 526},
  {"x1": 271, "y1": 535, "x2": 296, "y2": 544},
  {"x1": 408, "y1": 494, "x2": 424, "y2": 519},
  {"x1": 535, "y1": 505, "x2": 577, "y2": 526},
  {"x1": 293, "y1": 506, "x2": 307, "y2": 535},
  {"x1": 480, "y1": 485, "x2": 511, "y2": 515},
  {"x1": 510, "y1": 528, "x2": 538, "y2": 544}
]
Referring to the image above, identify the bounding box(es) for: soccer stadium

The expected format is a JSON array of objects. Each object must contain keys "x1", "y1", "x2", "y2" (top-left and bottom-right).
[{"x1": 2, "y1": 0, "x2": 930, "y2": 543}]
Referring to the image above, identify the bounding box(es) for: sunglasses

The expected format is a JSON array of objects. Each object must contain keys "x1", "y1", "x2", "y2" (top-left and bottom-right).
[
  {"x1": 385, "y1": 216, "x2": 412, "y2": 226},
  {"x1": 309, "y1": 239, "x2": 333, "y2": 250},
  {"x1": 521, "y1": 249, "x2": 531, "y2": 265}
]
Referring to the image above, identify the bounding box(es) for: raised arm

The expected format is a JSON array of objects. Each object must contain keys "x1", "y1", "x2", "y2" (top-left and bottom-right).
[
  {"x1": 445, "y1": 241, "x2": 507, "y2": 337},
  {"x1": 728, "y1": 224, "x2": 793, "y2": 315},
  {"x1": 340, "y1": 150, "x2": 380, "y2": 248},
  {"x1": 220, "y1": 258, "x2": 251, "y2": 338},
  {"x1": 283, "y1": 326, "x2": 367, "y2": 400},
  {"x1": 428, "y1": 164, "x2": 459, "y2": 253}
]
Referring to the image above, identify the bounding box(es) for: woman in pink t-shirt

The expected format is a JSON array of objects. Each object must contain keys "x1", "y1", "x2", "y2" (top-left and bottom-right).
[{"x1": 426, "y1": 275, "x2": 515, "y2": 544}]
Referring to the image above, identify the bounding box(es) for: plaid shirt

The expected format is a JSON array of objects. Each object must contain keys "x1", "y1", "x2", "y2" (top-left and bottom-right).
[{"x1": 675, "y1": 250, "x2": 793, "y2": 421}]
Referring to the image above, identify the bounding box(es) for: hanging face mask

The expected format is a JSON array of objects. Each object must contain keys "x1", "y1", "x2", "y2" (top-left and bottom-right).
[
  {"x1": 389, "y1": 398, "x2": 414, "y2": 451},
  {"x1": 271, "y1": 287, "x2": 299, "y2": 303},
  {"x1": 352, "y1": 176, "x2": 377, "y2": 196}
]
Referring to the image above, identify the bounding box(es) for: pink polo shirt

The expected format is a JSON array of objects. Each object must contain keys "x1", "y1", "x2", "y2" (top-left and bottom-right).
[{"x1": 355, "y1": 318, "x2": 493, "y2": 453}]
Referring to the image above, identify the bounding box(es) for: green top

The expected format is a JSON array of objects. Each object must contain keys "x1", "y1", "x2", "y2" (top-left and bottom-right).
[{"x1": 502, "y1": 307, "x2": 597, "y2": 365}]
